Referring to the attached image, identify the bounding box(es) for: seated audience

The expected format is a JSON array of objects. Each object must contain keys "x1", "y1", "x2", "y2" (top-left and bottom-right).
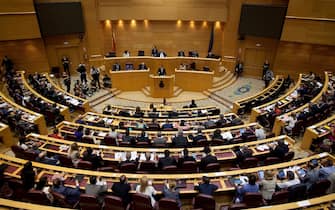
[
  {"x1": 123, "y1": 50, "x2": 130, "y2": 57},
  {"x1": 276, "y1": 170, "x2": 301, "y2": 189},
  {"x1": 320, "y1": 159, "x2": 335, "y2": 178},
  {"x1": 152, "y1": 131, "x2": 166, "y2": 146},
  {"x1": 194, "y1": 176, "x2": 218, "y2": 196},
  {"x1": 137, "y1": 130, "x2": 150, "y2": 143},
  {"x1": 236, "y1": 174, "x2": 259, "y2": 203},
  {"x1": 172, "y1": 130, "x2": 188, "y2": 147},
  {"x1": 163, "y1": 180, "x2": 182, "y2": 207},
  {"x1": 176, "y1": 120, "x2": 190, "y2": 131},
  {"x1": 133, "y1": 106, "x2": 144, "y2": 118},
  {"x1": 36, "y1": 151, "x2": 59, "y2": 166},
  {"x1": 151, "y1": 45, "x2": 158, "y2": 57},
  {"x1": 157, "y1": 65, "x2": 166, "y2": 76},
  {"x1": 136, "y1": 119, "x2": 148, "y2": 130},
  {"x1": 284, "y1": 113, "x2": 297, "y2": 134},
  {"x1": 138, "y1": 62, "x2": 147, "y2": 70},
  {"x1": 259, "y1": 170, "x2": 276, "y2": 200},
  {"x1": 302, "y1": 159, "x2": 320, "y2": 189},
  {"x1": 159, "y1": 50, "x2": 167, "y2": 58},
  {"x1": 212, "y1": 129, "x2": 223, "y2": 140},
  {"x1": 120, "y1": 152, "x2": 138, "y2": 168},
  {"x1": 269, "y1": 139, "x2": 289, "y2": 159},
  {"x1": 68, "y1": 143, "x2": 80, "y2": 167},
  {"x1": 158, "y1": 150, "x2": 177, "y2": 169},
  {"x1": 48, "y1": 128, "x2": 63, "y2": 139},
  {"x1": 52, "y1": 177, "x2": 81, "y2": 205},
  {"x1": 162, "y1": 120, "x2": 174, "y2": 130},
  {"x1": 112, "y1": 175, "x2": 131, "y2": 206},
  {"x1": 21, "y1": 161, "x2": 36, "y2": 191},
  {"x1": 85, "y1": 176, "x2": 107, "y2": 204},
  {"x1": 178, "y1": 148, "x2": 196, "y2": 166},
  {"x1": 255, "y1": 127, "x2": 266, "y2": 140},
  {"x1": 135, "y1": 176, "x2": 157, "y2": 207},
  {"x1": 35, "y1": 176, "x2": 53, "y2": 203},
  {"x1": 200, "y1": 146, "x2": 218, "y2": 170},
  {"x1": 189, "y1": 99, "x2": 197, "y2": 108},
  {"x1": 74, "y1": 126, "x2": 84, "y2": 142},
  {"x1": 82, "y1": 148, "x2": 104, "y2": 169},
  {"x1": 192, "y1": 128, "x2": 207, "y2": 145},
  {"x1": 327, "y1": 172, "x2": 335, "y2": 194},
  {"x1": 121, "y1": 128, "x2": 136, "y2": 145},
  {"x1": 234, "y1": 145, "x2": 253, "y2": 166}
]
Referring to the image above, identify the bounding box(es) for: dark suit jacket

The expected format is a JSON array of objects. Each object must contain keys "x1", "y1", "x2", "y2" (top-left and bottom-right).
[
  {"x1": 112, "y1": 182, "x2": 131, "y2": 205},
  {"x1": 194, "y1": 183, "x2": 218, "y2": 195},
  {"x1": 158, "y1": 68, "x2": 166, "y2": 76},
  {"x1": 200, "y1": 155, "x2": 218, "y2": 170},
  {"x1": 270, "y1": 144, "x2": 289, "y2": 158},
  {"x1": 158, "y1": 157, "x2": 177, "y2": 169},
  {"x1": 172, "y1": 136, "x2": 188, "y2": 147},
  {"x1": 178, "y1": 156, "x2": 196, "y2": 167}
]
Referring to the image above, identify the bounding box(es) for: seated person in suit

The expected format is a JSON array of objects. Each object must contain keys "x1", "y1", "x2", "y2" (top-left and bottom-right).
[
  {"x1": 168, "y1": 109, "x2": 179, "y2": 118},
  {"x1": 179, "y1": 63, "x2": 187, "y2": 70},
  {"x1": 172, "y1": 129, "x2": 188, "y2": 147},
  {"x1": 85, "y1": 176, "x2": 107, "y2": 204},
  {"x1": 162, "y1": 119, "x2": 174, "y2": 130},
  {"x1": 137, "y1": 130, "x2": 150, "y2": 143},
  {"x1": 205, "y1": 117, "x2": 216, "y2": 129},
  {"x1": 52, "y1": 178, "x2": 81, "y2": 205},
  {"x1": 178, "y1": 51, "x2": 185, "y2": 57},
  {"x1": 178, "y1": 148, "x2": 196, "y2": 167},
  {"x1": 113, "y1": 63, "x2": 121, "y2": 71},
  {"x1": 163, "y1": 180, "x2": 182, "y2": 208},
  {"x1": 119, "y1": 152, "x2": 139, "y2": 168},
  {"x1": 111, "y1": 175, "x2": 132, "y2": 206},
  {"x1": 176, "y1": 120, "x2": 190, "y2": 131},
  {"x1": 236, "y1": 174, "x2": 259, "y2": 203},
  {"x1": 194, "y1": 176, "x2": 218, "y2": 196},
  {"x1": 82, "y1": 147, "x2": 104, "y2": 169},
  {"x1": 234, "y1": 145, "x2": 253, "y2": 166},
  {"x1": 212, "y1": 129, "x2": 223, "y2": 140},
  {"x1": 189, "y1": 99, "x2": 197, "y2": 108},
  {"x1": 151, "y1": 45, "x2": 158, "y2": 57},
  {"x1": 269, "y1": 139, "x2": 289, "y2": 159},
  {"x1": 36, "y1": 151, "x2": 59, "y2": 166},
  {"x1": 200, "y1": 145, "x2": 218, "y2": 170},
  {"x1": 136, "y1": 119, "x2": 148, "y2": 130},
  {"x1": 147, "y1": 118, "x2": 160, "y2": 130},
  {"x1": 320, "y1": 159, "x2": 335, "y2": 179},
  {"x1": 159, "y1": 50, "x2": 167, "y2": 58},
  {"x1": 192, "y1": 128, "x2": 207, "y2": 145},
  {"x1": 190, "y1": 62, "x2": 196, "y2": 70},
  {"x1": 152, "y1": 131, "x2": 166, "y2": 146},
  {"x1": 157, "y1": 65, "x2": 166, "y2": 76},
  {"x1": 301, "y1": 159, "x2": 320, "y2": 189},
  {"x1": 216, "y1": 114, "x2": 227, "y2": 127},
  {"x1": 133, "y1": 106, "x2": 144, "y2": 118},
  {"x1": 255, "y1": 127, "x2": 266, "y2": 140},
  {"x1": 158, "y1": 150, "x2": 177, "y2": 169},
  {"x1": 123, "y1": 50, "x2": 130, "y2": 57},
  {"x1": 138, "y1": 62, "x2": 147, "y2": 70},
  {"x1": 122, "y1": 128, "x2": 136, "y2": 145}
]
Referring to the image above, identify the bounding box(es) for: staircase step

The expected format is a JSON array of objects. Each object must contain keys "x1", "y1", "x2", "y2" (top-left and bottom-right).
[
  {"x1": 209, "y1": 75, "x2": 237, "y2": 92},
  {"x1": 141, "y1": 86, "x2": 151, "y2": 97},
  {"x1": 212, "y1": 72, "x2": 230, "y2": 85},
  {"x1": 173, "y1": 86, "x2": 183, "y2": 97},
  {"x1": 212, "y1": 72, "x2": 234, "y2": 89},
  {"x1": 203, "y1": 90, "x2": 233, "y2": 110}
]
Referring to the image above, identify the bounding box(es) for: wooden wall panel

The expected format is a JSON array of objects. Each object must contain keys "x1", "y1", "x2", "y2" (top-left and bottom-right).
[
  {"x1": 0, "y1": 0, "x2": 35, "y2": 12},
  {"x1": 0, "y1": 39, "x2": 49, "y2": 73},
  {"x1": 98, "y1": 0, "x2": 228, "y2": 22},
  {"x1": 273, "y1": 41, "x2": 335, "y2": 78},
  {"x1": 103, "y1": 20, "x2": 223, "y2": 58},
  {"x1": 286, "y1": 0, "x2": 335, "y2": 19}
]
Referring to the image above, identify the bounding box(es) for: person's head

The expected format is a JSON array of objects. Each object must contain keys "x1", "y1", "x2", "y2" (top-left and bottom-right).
[
  {"x1": 77, "y1": 126, "x2": 84, "y2": 132},
  {"x1": 139, "y1": 176, "x2": 148, "y2": 192},
  {"x1": 36, "y1": 176, "x2": 48, "y2": 190},
  {"x1": 106, "y1": 105, "x2": 111, "y2": 110},
  {"x1": 141, "y1": 130, "x2": 146, "y2": 137},
  {"x1": 125, "y1": 152, "x2": 131, "y2": 160},
  {"x1": 169, "y1": 180, "x2": 177, "y2": 190},
  {"x1": 24, "y1": 161, "x2": 33, "y2": 171},
  {"x1": 125, "y1": 128, "x2": 130, "y2": 136},
  {"x1": 120, "y1": 175, "x2": 127, "y2": 184},
  {"x1": 86, "y1": 147, "x2": 93, "y2": 155},
  {"x1": 164, "y1": 150, "x2": 170, "y2": 157},
  {"x1": 323, "y1": 159, "x2": 333, "y2": 167},
  {"x1": 203, "y1": 145, "x2": 211, "y2": 155},
  {"x1": 145, "y1": 152, "x2": 151, "y2": 161},
  {"x1": 157, "y1": 131, "x2": 162, "y2": 137},
  {"x1": 277, "y1": 139, "x2": 285, "y2": 146},
  {"x1": 197, "y1": 128, "x2": 202, "y2": 134},
  {"x1": 248, "y1": 174, "x2": 256, "y2": 185},
  {"x1": 286, "y1": 171, "x2": 295, "y2": 180},
  {"x1": 203, "y1": 176, "x2": 210, "y2": 184},
  {"x1": 177, "y1": 129, "x2": 183, "y2": 136},
  {"x1": 180, "y1": 120, "x2": 185, "y2": 126},
  {"x1": 191, "y1": 99, "x2": 195, "y2": 105},
  {"x1": 70, "y1": 143, "x2": 79, "y2": 151},
  {"x1": 84, "y1": 128, "x2": 91, "y2": 135},
  {"x1": 89, "y1": 176, "x2": 97, "y2": 185},
  {"x1": 183, "y1": 148, "x2": 189, "y2": 157},
  {"x1": 214, "y1": 129, "x2": 221, "y2": 136},
  {"x1": 136, "y1": 106, "x2": 141, "y2": 112},
  {"x1": 53, "y1": 128, "x2": 59, "y2": 134},
  {"x1": 264, "y1": 170, "x2": 274, "y2": 180},
  {"x1": 53, "y1": 178, "x2": 62, "y2": 188}
]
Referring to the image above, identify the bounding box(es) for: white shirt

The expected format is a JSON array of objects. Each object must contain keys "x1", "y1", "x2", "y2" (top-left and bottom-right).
[
  {"x1": 277, "y1": 179, "x2": 300, "y2": 189},
  {"x1": 135, "y1": 185, "x2": 157, "y2": 207},
  {"x1": 255, "y1": 128, "x2": 266, "y2": 140},
  {"x1": 286, "y1": 116, "x2": 297, "y2": 129}
]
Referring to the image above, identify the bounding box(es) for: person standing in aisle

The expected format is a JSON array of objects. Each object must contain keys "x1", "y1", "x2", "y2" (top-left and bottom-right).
[
  {"x1": 62, "y1": 56, "x2": 71, "y2": 76},
  {"x1": 90, "y1": 66, "x2": 101, "y2": 89}
]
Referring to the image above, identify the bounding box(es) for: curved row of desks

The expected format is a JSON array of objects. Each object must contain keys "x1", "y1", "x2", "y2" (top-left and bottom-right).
[
  {"x1": 103, "y1": 104, "x2": 220, "y2": 119},
  {"x1": 0, "y1": 152, "x2": 332, "y2": 195},
  {"x1": 25, "y1": 134, "x2": 294, "y2": 166},
  {"x1": 0, "y1": 194, "x2": 334, "y2": 210},
  {"x1": 16, "y1": 71, "x2": 71, "y2": 121},
  {"x1": 0, "y1": 123, "x2": 12, "y2": 147},
  {"x1": 250, "y1": 74, "x2": 303, "y2": 122},
  {"x1": 43, "y1": 73, "x2": 90, "y2": 112},
  {"x1": 272, "y1": 72, "x2": 331, "y2": 136},
  {"x1": 89, "y1": 56, "x2": 222, "y2": 76},
  {"x1": 0, "y1": 91, "x2": 47, "y2": 135},
  {"x1": 56, "y1": 121, "x2": 262, "y2": 144},
  {"x1": 232, "y1": 75, "x2": 285, "y2": 114},
  {"x1": 76, "y1": 111, "x2": 239, "y2": 129},
  {"x1": 302, "y1": 114, "x2": 335, "y2": 150}
]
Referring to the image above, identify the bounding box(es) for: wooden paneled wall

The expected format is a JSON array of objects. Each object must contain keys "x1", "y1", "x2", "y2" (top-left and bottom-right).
[
  {"x1": 281, "y1": 0, "x2": 335, "y2": 46},
  {"x1": 273, "y1": 41, "x2": 335, "y2": 78},
  {"x1": 0, "y1": 39, "x2": 49, "y2": 73},
  {"x1": 98, "y1": 0, "x2": 228, "y2": 22},
  {"x1": 102, "y1": 20, "x2": 223, "y2": 58}
]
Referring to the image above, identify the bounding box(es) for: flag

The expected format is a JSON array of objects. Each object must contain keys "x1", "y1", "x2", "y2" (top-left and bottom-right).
[
  {"x1": 208, "y1": 23, "x2": 214, "y2": 53},
  {"x1": 112, "y1": 31, "x2": 116, "y2": 52}
]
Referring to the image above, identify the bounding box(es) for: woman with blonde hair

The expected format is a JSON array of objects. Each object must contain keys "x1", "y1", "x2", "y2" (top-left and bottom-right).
[
  {"x1": 259, "y1": 170, "x2": 276, "y2": 200},
  {"x1": 68, "y1": 143, "x2": 80, "y2": 167},
  {"x1": 135, "y1": 176, "x2": 157, "y2": 207}
]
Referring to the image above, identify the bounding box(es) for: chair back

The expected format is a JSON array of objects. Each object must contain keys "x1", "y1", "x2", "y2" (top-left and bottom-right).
[
  {"x1": 97, "y1": 166, "x2": 115, "y2": 172},
  {"x1": 211, "y1": 138, "x2": 226, "y2": 146},
  {"x1": 307, "y1": 179, "x2": 331, "y2": 198},
  {"x1": 264, "y1": 157, "x2": 281, "y2": 165},
  {"x1": 58, "y1": 155, "x2": 73, "y2": 167},
  {"x1": 197, "y1": 139, "x2": 208, "y2": 147},
  {"x1": 23, "y1": 150, "x2": 38, "y2": 161},
  {"x1": 120, "y1": 163, "x2": 137, "y2": 173},
  {"x1": 8, "y1": 178, "x2": 25, "y2": 200},
  {"x1": 79, "y1": 194, "x2": 101, "y2": 210},
  {"x1": 51, "y1": 191, "x2": 73, "y2": 208},
  {"x1": 11, "y1": 145, "x2": 25, "y2": 158},
  {"x1": 25, "y1": 189, "x2": 50, "y2": 205},
  {"x1": 82, "y1": 137, "x2": 94, "y2": 144},
  {"x1": 181, "y1": 161, "x2": 198, "y2": 173},
  {"x1": 104, "y1": 195, "x2": 125, "y2": 210},
  {"x1": 203, "y1": 163, "x2": 220, "y2": 172},
  {"x1": 136, "y1": 141, "x2": 149, "y2": 147},
  {"x1": 132, "y1": 193, "x2": 153, "y2": 210},
  {"x1": 270, "y1": 190, "x2": 289, "y2": 204},
  {"x1": 77, "y1": 160, "x2": 93, "y2": 170},
  {"x1": 193, "y1": 194, "x2": 215, "y2": 210},
  {"x1": 103, "y1": 136, "x2": 117, "y2": 146},
  {"x1": 283, "y1": 151, "x2": 295, "y2": 162},
  {"x1": 287, "y1": 183, "x2": 307, "y2": 202},
  {"x1": 240, "y1": 157, "x2": 258, "y2": 169},
  {"x1": 162, "y1": 165, "x2": 178, "y2": 174},
  {"x1": 244, "y1": 192, "x2": 264, "y2": 208},
  {"x1": 158, "y1": 198, "x2": 179, "y2": 210},
  {"x1": 139, "y1": 161, "x2": 157, "y2": 172}
]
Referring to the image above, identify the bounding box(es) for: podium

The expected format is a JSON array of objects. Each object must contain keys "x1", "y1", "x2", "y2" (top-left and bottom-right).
[{"x1": 149, "y1": 74, "x2": 175, "y2": 98}]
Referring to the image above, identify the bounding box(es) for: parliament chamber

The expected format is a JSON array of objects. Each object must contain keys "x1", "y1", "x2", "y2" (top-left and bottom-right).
[{"x1": 0, "y1": 0, "x2": 335, "y2": 210}]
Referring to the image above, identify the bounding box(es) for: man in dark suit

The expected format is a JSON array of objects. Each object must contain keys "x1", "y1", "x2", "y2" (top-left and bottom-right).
[
  {"x1": 178, "y1": 148, "x2": 196, "y2": 167},
  {"x1": 200, "y1": 146, "x2": 218, "y2": 170},
  {"x1": 157, "y1": 65, "x2": 166, "y2": 76},
  {"x1": 194, "y1": 176, "x2": 218, "y2": 196},
  {"x1": 138, "y1": 62, "x2": 147, "y2": 70},
  {"x1": 85, "y1": 176, "x2": 107, "y2": 204},
  {"x1": 112, "y1": 175, "x2": 131, "y2": 206},
  {"x1": 172, "y1": 130, "x2": 188, "y2": 147},
  {"x1": 192, "y1": 128, "x2": 207, "y2": 146},
  {"x1": 158, "y1": 150, "x2": 177, "y2": 169},
  {"x1": 269, "y1": 139, "x2": 289, "y2": 158},
  {"x1": 161, "y1": 120, "x2": 174, "y2": 130}
]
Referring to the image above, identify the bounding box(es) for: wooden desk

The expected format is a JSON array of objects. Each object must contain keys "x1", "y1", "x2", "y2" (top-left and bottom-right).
[
  {"x1": 110, "y1": 69, "x2": 150, "y2": 91},
  {"x1": 0, "y1": 123, "x2": 13, "y2": 146},
  {"x1": 301, "y1": 114, "x2": 335, "y2": 150},
  {"x1": 0, "y1": 152, "x2": 331, "y2": 196},
  {"x1": 149, "y1": 74, "x2": 175, "y2": 98},
  {"x1": 175, "y1": 69, "x2": 214, "y2": 91},
  {"x1": 57, "y1": 121, "x2": 261, "y2": 144},
  {"x1": 0, "y1": 91, "x2": 47, "y2": 135},
  {"x1": 44, "y1": 73, "x2": 90, "y2": 112},
  {"x1": 232, "y1": 75, "x2": 284, "y2": 114},
  {"x1": 0, "y1": 198, "x2": 72, "y2": 210},
  {"x1": 250, "y1": 74, "x2": 303, "y2": 122},
  {"x1": 17, "y1": 71, "x2": 71, "y2": 121},
  {"x1": 90, "y1": 56, "x2": 222, "y2": 76},
  {"x1": 272, "y1": 72, "x2": 330, "y2": 136}
]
